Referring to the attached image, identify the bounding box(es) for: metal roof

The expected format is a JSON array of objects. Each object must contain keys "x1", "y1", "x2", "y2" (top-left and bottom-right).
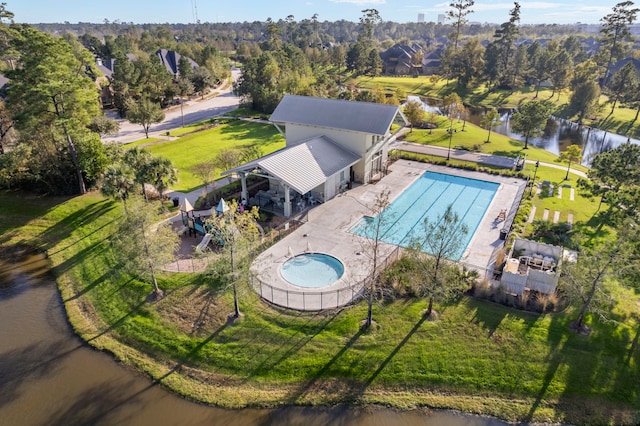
[
  {"x1": 224, "y1": 135, "x2": 361, "y2": 195},
  {"x1": 269, "y1": 95, "x2": 402, "y2": 136}
]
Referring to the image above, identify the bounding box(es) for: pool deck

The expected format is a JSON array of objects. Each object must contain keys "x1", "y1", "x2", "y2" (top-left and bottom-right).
[{"x1": 251, "y1": 159, "x2": 526, "y2": 311}]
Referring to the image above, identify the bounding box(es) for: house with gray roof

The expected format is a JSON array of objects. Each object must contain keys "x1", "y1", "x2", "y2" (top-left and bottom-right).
[
  {"x1": 380, "y1": 43, "x2": 423, "y2": 75},
  {"x1": 224, "y1": 95, "x2": 407, "y2": 217},
  {"x1": 155, "y1": 49, "x2": 198, "y2": 77}
]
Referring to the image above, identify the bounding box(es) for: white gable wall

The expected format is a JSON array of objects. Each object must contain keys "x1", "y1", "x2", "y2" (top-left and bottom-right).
[{"x1": 284, "y1": 123, "x2": 389, "y2": 184}]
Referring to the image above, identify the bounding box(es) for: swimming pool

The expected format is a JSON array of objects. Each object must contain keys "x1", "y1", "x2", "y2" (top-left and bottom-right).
[
  {"x1": 350, "y1": 171, "x2": 499, "y2": 261},
  {"x1": 281, "y1": 253, "x2": 345, "y2": 288}
]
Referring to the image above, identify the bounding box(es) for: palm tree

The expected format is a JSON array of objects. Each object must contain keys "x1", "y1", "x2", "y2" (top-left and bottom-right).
[
  {"x1": 146, "y1": 156, "x2": 178, "y2": 206},
  {"x1": 123, "y1": 147, "x2": 153, "y2": 200},
  {"x1": 100, "y1": 164, "x2": 135, "y2": 212}
]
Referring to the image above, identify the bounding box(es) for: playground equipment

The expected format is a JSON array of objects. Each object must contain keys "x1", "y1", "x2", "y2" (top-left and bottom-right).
[{"x1": 195, "y1": 233, "x2": 213, "y2": 253}]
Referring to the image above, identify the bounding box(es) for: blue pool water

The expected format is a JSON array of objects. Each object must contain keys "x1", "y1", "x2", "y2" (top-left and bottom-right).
[
  {"x1": 281, "y1": 253, "x2": 345, "y2": 288},
  {"x1": 350, "y1": 171, "x2": 499, "y2": 261}
]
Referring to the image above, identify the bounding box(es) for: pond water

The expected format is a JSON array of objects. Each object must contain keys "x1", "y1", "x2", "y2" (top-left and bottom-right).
[
  {"x1": 0, "y1": 249, "x2": 511, "y2": 426},
  {"x1": 465, "y1": 108, "x2": 640, "y2": 164},
  {"x1": 417, "y1": 97, "x2": 640, "y2": 164}
]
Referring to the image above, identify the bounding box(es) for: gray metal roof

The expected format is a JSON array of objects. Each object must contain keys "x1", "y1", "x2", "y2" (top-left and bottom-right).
[
  {"x1": 225, "y1": 135, "x2": 361, "y2": 195},
  {"x1": 269, "y1": 95, "x2": 402, "y2": 136}
]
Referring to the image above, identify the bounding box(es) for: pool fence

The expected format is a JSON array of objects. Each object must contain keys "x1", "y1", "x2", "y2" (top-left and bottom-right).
[{"x1": 252, "y1": 246, "x2": 403, "y2": 311}]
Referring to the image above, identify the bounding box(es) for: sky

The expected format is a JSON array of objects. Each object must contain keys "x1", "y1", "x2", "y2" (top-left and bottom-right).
[{"x1": 8, "y1": 1, "x2": 621, "y2": 26}]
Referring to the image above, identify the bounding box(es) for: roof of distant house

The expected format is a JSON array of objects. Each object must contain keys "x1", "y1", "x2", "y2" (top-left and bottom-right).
[
  {"x1": 96, "y1": 54, "x2": 137, "y2": 79},
  {"x1": 607, "y1": 57, "x2": 640, "y2": 83},
  {"x1": 155, "y1": 49, "x2": 198, "y2": 76},
  {"x1": 269, "y1": 94, "x2": 402, "y2": 136}
]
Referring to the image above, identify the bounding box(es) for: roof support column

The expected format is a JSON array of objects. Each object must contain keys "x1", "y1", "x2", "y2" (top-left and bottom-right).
[
  {"x1": 283, "y1": 183, "x2": 291, "y2": 217},
  {"x1": 240, "y1": 172, "x2": 248, "y2": 203}
]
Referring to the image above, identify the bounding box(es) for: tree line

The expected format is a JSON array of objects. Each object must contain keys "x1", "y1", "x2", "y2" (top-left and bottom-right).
[{"x1": 2, "y1": 1, "x2": 640, "y2": 196}]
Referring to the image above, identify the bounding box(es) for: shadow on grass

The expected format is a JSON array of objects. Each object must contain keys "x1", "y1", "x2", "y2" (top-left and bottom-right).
[
  {"x1": 64, "y1": 268, "x2": 121, "y2": 302},
  {"x1": 242, "y1": 309, "x2": 343, "y2": 381},
  {"x1": 87, "y1": 297, "x2": 148, "y2": 343},
  {"x1": 577, "y1": 209, "x2": 614, "y2": 244},
  {"x1": 525, "y1": 312, "x2": 568, "y2": 422},
  {"x1": 51, "y1": 239, "x2": 111, "y2": 277},
  {"x1": 624, "y1": 325, "x2": 639, "y2": 368},
  {"x1": 39, "y1": 199, "x2": 115, "y2": 252},
  {"x1": 154, "y1": 321, "x2": 230, "y2": 384},
  {"x1": 283, "y1": 327, "x2": 365, "y2": 405},
  {"x1": 469, "y1": 303, "x2": 509, "y2": 338},
  {"x1": 355, "y1": 313, "x2": 430, "y2": 395},
  {"x1": 47, "y1": 216, "x2": 117, "y2": 258}
]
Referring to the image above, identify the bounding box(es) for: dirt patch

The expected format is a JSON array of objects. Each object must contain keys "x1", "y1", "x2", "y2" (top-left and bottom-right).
[{"x1": 157, "y1": 286, "x2": 228, "y2": 336}]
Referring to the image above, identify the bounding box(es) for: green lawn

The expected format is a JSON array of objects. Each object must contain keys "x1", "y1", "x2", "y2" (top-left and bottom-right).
[
  {"x1": 143, "y1": 119, "x2": 285, "y2": 192},
  {"x1": 1, "y1": 189, "x2": 638, "y2": 425},
  {"x1": 123, "y1": 137, "x2": 164, "y2": 148},
  {"x1": 167, "y1": 123, "x2": 208, "y2": 137},
  {"x1": 523, "y1": 163, "x2": 597, "y2": 223},
  {"x1": 356, "y1": 75, "x2": 572, "y2": 109}
]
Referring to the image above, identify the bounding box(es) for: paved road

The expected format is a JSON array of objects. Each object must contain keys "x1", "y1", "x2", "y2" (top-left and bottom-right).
[{"x1": 102, "y1": 69, "x2": 242, "y2": 144}]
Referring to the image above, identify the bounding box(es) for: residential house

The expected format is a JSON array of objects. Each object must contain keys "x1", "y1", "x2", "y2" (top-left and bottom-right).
[
  {"x1": 603, "y1": 57, "x2": 640, "y2": 85},
  {"x1": 94, "y1": 54, "x2": 137, "y2": 108},
  {"x1": 421, "y1": 47, "x2": 443, "y2": 75},
  {"x1": 155, "y1": 49, "x2": 198, "y2": 78},
  {"x1": 379, "y1": 43, "x2": 423, "y2": 75}
]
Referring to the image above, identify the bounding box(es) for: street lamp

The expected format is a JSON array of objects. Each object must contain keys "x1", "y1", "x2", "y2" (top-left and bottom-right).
[
  {"x1": 446, "y1": 120, "x2": 454, "y2": 161},
  {"x1": 529, "y1": 160, "x2": 540, "y2": 196}
]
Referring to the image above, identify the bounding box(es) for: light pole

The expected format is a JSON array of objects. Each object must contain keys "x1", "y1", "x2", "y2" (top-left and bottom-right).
[
  {"x1": 529, "y1": 160, "x2": 540, "y2": 196},
  {"x1": 446, "y1": 120, "x2": 454, "y2": 161}
]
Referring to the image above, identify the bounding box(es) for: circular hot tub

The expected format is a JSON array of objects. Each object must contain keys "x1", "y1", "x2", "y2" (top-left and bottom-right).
[{"x1": 280, "y1": 253, "x2": 345, "y2": 288}]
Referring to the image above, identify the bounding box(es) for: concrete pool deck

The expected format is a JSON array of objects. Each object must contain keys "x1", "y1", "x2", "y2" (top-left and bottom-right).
[{"x1": 251, "y1": 159, "x2": 526, "y2": 311}]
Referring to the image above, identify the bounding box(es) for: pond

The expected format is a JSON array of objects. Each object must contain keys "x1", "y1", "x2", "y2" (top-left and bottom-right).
[
  {"x1": 466, "y1": 107, "x2": 639, "y2": 164},
  {"x1": 416, "y1": 97, "x2": 640, "y2": 164},
  {"x1": 0, "y1": 248, "x2": 512, "y2": 426}
]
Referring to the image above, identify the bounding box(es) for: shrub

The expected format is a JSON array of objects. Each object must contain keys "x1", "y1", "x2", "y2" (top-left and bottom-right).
[{"x1": 530, "y1": 220, "x2": 575, "y2": 248}]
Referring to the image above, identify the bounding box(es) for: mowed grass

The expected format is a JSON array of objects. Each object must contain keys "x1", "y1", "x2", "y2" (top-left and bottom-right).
[
  {"x1": 144, "y1": 119, "x2": 285, "y2": 192},
  {"x1": 356, "y1": 75, "x2": 571, "y2": 109},
  {"x1": 123, "y1": 137, "x2": 164, "y2": 148},
  {"x1": 2, "y1": 190, "x2": 638, "y2": 425},
  {"x1": 523, "y1": 163, "x2": 597, "y2": 225}
]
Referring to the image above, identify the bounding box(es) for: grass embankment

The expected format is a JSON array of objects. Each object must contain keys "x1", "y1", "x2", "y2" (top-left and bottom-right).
[{"x1": 1, "y1": 190, "x2": 638, "y2": 425}]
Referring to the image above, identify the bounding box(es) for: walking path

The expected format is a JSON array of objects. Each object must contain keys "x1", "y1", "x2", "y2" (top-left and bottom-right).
[{"x1": 390, "y1": 141, "x2": 588, "y2": 178}]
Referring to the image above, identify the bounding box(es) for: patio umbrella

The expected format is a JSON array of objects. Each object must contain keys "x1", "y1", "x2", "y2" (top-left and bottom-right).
[{"x1": 216, "y1": 198, "x2": 230, "y2": 214}]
